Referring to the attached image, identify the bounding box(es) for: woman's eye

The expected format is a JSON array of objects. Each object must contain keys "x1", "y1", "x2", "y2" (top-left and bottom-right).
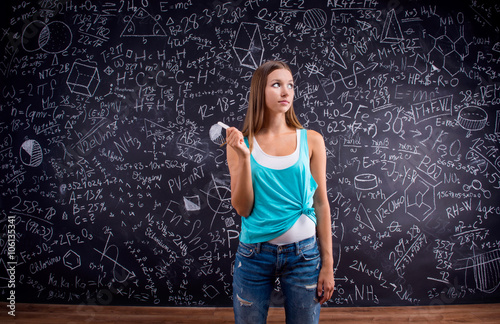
[{"x1": 271, "y1": 82, "x2": 293, "y2": 88}]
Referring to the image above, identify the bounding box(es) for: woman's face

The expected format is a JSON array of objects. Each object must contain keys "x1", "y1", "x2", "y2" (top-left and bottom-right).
[{"x1": 264, "y1": 68, "x2": 294, "y2": 115}]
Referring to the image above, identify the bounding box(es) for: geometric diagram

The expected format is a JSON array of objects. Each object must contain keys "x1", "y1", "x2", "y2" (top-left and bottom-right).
[
  {"x1": 63, "y1": 250, "x2": 81, "y2": 270},
  {"x1": 209, "y1": 123, "x2": 226, "y2": 146},
  {"x1": 38, "y1": 21, "x2": 73, "y2": 54},
  {"x1": 355, "y1": 203, "x2": 375, "y2": 231},
  {"x1": 206, "y1": 175, "x2": 231, "y2": 215},
  {"x1": 328, "y1": 46, "x2": 347, "y2": 70},
  {"x1": 357, "y1": 18, "x2": 379, "y2": 53},
  {"x1": 494, "y1": 42, "x2": 500, "y2": 53},
  {"x1": 354, "y1": 173, "x2": 378, "y2": 190},
  {"x1": 121, "y1": 8, "x2": 167, "y2": 37},
  {"x1": 22, "y1": 20, "x2": 73, "y2": 54},
  {"x1": 20, "y1": 139, "x2": 43, "y2": 167},
  {"x1": 405, "y1": 174, "x2": 437, "y2": 222},
  {"x1": 233, "y1": 22, "x2": 264, "y2": 69},
  {"x1": 93, "y1": 233, "x2": 136, "y2": 283},
  {"x1": 144, "y1": 119, "x2": 174, "y2": 142},
  {"x1": 22, "y1": 20, "x2": 47, "y2": 52},
  {"x1": 104, "y1": 66, "x2": 114, "y2": 76},
  {"x1": 380, "y1": 9, "x2": 403, "y2": 44},
  {"x1": 357, "y1": 19, "x2": 374, "y2": 34},
  {"x1": 201, "y1": 174, "x2": 232, "y2": 229},
  {"x1": 457, "y1": 106, "x2": 488, "y2": 136},
  {"x1": 303, "y1": 8, "x2": 327, "y2": 29},
  {"x1": 225, "y1": 216, "x2": 235, "y2": 228},
  {"x1": 183, "y1": 195, "x2": 201, "y2": 212},
  {"x1": 202, "y1": 284, "x2": 220, "y2": 299},
  {"x1": 66, "y1": 61, "x2": 101, "y2": 97},
  {"x1": 457, "y1": 248, "x2": 500, "y2": 293}
]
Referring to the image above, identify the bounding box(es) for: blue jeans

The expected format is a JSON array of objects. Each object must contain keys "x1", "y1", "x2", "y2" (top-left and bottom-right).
[{"x1": 233, "y1": 236, "x2": 321, "y2": 324}]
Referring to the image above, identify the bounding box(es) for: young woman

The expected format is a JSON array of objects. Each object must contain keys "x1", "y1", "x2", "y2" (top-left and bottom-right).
[{"x1": 225, "y1": 60, "x2": 335, "y2": 324}]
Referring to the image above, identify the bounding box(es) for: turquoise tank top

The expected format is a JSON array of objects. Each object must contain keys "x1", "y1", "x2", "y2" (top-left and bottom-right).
[{"x1": 240, "y1": 128, "x2": 318, "y2": 244}]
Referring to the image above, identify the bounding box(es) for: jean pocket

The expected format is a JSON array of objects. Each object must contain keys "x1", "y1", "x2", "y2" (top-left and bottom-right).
[
  {"x1": 300, "y1": 244, "x2": 320, "y2": 261},
  {"x1": 237, "y1": 242, "x2": 256, "y2": 258}
]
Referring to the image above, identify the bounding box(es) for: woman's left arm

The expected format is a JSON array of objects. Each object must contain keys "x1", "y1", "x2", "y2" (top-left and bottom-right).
[{"x1": 308, "y1": 130, "x2": 335, "y2": 304}]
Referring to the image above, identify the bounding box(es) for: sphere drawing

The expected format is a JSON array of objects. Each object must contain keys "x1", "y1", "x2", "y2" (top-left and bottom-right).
[
  {"x1": 303, "y1": 8, "x2": 327, "y2": 29},
  {"x1": 20, "y1": 139, "x2": 43, "y2": 167},
  {"x1": 209, "y1": 123, "x2": 226, "y2": 146}
]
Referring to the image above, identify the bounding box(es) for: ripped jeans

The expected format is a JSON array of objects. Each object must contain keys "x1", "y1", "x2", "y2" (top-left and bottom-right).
[{"x1": 233, "y1": 236, "x2": 321, "y2": 324}]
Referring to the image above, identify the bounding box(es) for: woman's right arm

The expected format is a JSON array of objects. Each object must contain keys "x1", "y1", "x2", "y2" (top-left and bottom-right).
[{"x1": 226, "y1": 127, "x2": 254, "y2": 217}]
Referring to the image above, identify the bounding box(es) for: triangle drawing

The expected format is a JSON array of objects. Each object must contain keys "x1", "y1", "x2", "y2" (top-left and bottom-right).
[
  {"x1": 144, "y1": 119, "x2": 173, "y2": 140},
  {"x1": 121, "y1": 8, "x2": 167, "y2": 37},
  {"x1": 381, "y1": 9, "x2": 404, "y2": 43},
  {"x1": 328, "y1": 46, "x2": 347, "y2": 69},
  {"x1": 355, "y1": 203, "x2": 375, "y2": 231}
]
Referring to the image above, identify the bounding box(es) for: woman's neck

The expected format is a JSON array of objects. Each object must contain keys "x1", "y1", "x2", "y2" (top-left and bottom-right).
[{"x1": 259, "y1": 114, "x2": 293, "y2": 135}]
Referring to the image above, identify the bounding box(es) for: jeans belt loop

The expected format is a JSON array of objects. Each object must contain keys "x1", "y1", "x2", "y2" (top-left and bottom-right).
[
  {"x1": 256, "y1": 242, "x2": 262, "y2": 254},
  {"x1": 295, "y1": 241, "x2": 301, "y2": 255}
]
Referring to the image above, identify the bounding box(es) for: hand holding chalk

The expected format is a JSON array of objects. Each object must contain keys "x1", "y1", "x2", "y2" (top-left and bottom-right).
[
  {"x1": 217, "y1": 121, "x2": 246, "y2": 153},
  {"x1": 218, "y1": 121, "x2": 229, "y2": 129},
  {"x1": 215, "y1": 121, "x2": 230, "y2": 147}
]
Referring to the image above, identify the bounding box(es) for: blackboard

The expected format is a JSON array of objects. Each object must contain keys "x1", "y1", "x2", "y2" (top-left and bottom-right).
[{"x1": 1, "y1": 0, "x2": 499, "y2": 308}]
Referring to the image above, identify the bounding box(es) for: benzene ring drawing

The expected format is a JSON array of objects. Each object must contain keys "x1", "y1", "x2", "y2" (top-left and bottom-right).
[{"x1": 63, "y1": 250, "x2": 81, "y2": 270}]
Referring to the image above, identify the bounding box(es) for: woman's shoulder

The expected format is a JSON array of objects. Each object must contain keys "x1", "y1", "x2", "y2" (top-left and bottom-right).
[
  {"x1": 305, "y1": 129, "x2": 325, "y2": 157},
  {"x1": 305, "y1": 129, "x2": 324, "y2": 142}
]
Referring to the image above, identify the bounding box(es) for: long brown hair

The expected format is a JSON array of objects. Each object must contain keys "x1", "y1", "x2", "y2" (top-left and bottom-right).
[{"x1": 241, "y1": 60, "x2": 303, "y2": 152}]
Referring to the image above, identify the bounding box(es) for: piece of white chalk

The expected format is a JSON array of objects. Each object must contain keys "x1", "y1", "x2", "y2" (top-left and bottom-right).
[{"x1": 217, "y1": 121, "x2": 229, "y2": 129}]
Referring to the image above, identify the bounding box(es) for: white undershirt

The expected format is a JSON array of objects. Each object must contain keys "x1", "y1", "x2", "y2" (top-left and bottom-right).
[
  {"x1": 252, "y1": 129, "x2": 300, "y2": 169},
  {"x1": 252, "y1": 129, "x2": 316, "y2": 245}
]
